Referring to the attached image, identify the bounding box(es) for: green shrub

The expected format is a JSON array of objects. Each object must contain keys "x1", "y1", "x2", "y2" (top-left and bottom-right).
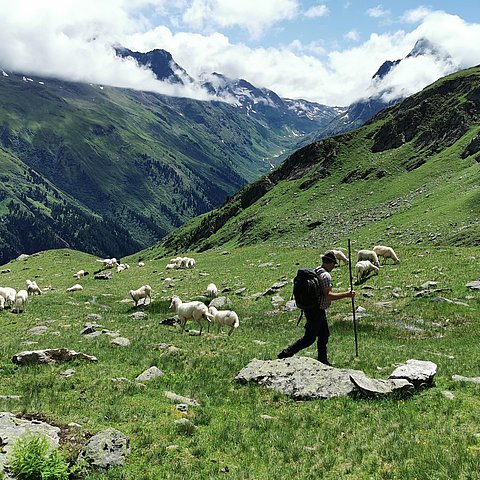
[{"x1": 7, "y1": 433, "x2": 70, "y2": 480}]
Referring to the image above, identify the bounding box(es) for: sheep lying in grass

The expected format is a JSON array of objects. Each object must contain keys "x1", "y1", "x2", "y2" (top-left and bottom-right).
[
  {"x1": 0, "y1": 287, "x2": 17, "y2": 307},
  {"x1": 26, "y1": 279, "x2": 42, "y2": 295},
  {"x1": 331, "y1": 249, "x2": 349, "y2": 265},
  {"x1": 355, "y1": 260, "x2": 380, "y2": 283},
  {"x1": 67, "y1": 284, "x2": 83, "y2": 292},
  {"x1": 357, "y1": 249, "x2": 380, "y2": 267},
  {"x1": 206, "y1": 283, "x2": 218, "y2": 299},
  {"x1": 13, "y1": 290, "x2": 28, "y2": 313},
  {"x1": 373, "y1": 245, "x2": 400, "y2": 264},
  {"x1": 208, "y1": 306, "x2": 239, "y2": 336},
  {"x1": 129, "y1": 285, "x2": 152, "y2": 307},
  {"x1": 169, "y1": 295, "x2": 213, "y2": 335},
  {"x1": 116, "y1": 263, "x2": 130, "y2": 273}
]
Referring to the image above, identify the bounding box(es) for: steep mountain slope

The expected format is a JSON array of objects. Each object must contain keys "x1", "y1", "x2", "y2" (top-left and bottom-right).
[{"x1": 146, "y1": 65, "x2": 480, "y2": 258}]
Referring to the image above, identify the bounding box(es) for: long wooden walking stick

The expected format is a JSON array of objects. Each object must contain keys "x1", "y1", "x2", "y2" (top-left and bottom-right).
[{"x1": 348, "y1": 239, "x2": 359, "y2": 357}]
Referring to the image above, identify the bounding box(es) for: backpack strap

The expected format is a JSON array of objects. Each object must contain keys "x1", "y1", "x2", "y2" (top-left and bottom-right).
[{"x1": 296, "y1": 310, "x2": 304, "y2": 326}]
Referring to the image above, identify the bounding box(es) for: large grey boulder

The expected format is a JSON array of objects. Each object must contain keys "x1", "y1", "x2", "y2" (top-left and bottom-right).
[
  {"x1": 0, "y1": 412, "x2": 60, "y2": 472},
  {"x1": 235, "y1": 357, "x2": 364, "y2": 400},
  {"x1": 389, "y1": 359, "x2": 437, "y2": 388},
  {"x1": 208, "y1": 296, "x2": 232, "y2": 309},
  {"x1": 78, "y1": 428, "x2": 130, "y2": 469},
  {"x1": 12, "y1": 348, "x2": 97, "y2": 365},
  {"x1": 136, "y1": 366, "x2": 164, "y2": 382},
  {"x1": 350, "y1": 373, "x2": 414, "y2": 397}
]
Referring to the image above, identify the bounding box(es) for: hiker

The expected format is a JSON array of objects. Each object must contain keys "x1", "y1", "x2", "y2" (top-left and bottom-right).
[{"x1": 277, "y1": 251, "x2": 355, "y2": 366}]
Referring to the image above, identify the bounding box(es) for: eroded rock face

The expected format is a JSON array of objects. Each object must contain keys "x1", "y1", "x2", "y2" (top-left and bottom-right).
[
  {"x1": 0, "y1": 412, "x2": 60, "y2": 472},
  {"x1": 77, "y1": 428, "x2": 130, "y2": 469},
  {"x1": 12, "y1": 348, "x2": 97, "y2": 365},
  {"x1": 235, "y1": 357, "x2": 364, "y2": 400}
]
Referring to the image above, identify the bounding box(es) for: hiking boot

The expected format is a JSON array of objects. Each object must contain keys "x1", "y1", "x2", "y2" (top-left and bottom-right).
[
  {"x1": 277, "y1": 349, "x2": 292, "y2": 359},
  {"x1": 318, "y1": 358, "x2": 332, "y2": 366}
]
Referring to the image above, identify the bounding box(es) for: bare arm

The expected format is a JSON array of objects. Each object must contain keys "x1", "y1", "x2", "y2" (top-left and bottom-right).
[{"x1": 325, "y1": 287, "x2": 355, "y2": 301}]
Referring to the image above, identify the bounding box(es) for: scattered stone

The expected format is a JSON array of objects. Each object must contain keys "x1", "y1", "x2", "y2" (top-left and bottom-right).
[
  {"x1": 160, "y1": 317, "x2": 180, "y2": 327},
  {"x1": 452, "y1": 375, "x2": 480, "y2": 384},
  {"x1": 77, "y1": 428, "x2": 130, "y2": 469},
  {"x1": 258, "y1": 262, "x2": 274, "y2": 268},
  {"x1": 389, "y1": 359, "x2": 437, "y2": 389},
  {"x1": 284, "y1": 300, "x2": 297, "y2": 312},
  {"x1": 1, "y1": 269, "x2": 11, "y2": 274},
  {"x1": 111, "y1": 337, "x2": 130, "y2": 347},
  {"x1": 0, "y1": 396, "x2": 21, "y2": 400},
  {"x1": 362, "y1": 292, "x2": 374, "y2": 298},
  {"x1": 466, "y1": 280, "x2": 480, "y2": 290},
  {"x1": 80, "y1": 323, "x2": 102, "y2": 335},
  {"x1": 12, "y1": 348, "x2": 97, "y2": 365},
  {"x1": 86, "y1": 313, "x2": 102, "y2": 321},
  {"x1": 0, "y1": 412, "x2": 60, "y2": 472},
  {"x1": 208, "y1": 296, "x2": 232, "y2": 309},
  {"x1": 59, "y1": 368, "x2": 76, "y2": 378},
  {"x1": 28, "y1": 326, "x2": 48, "y2": 335},
  {"x1": 166, "y1": 445, "x2": 179, "y2": 450},
  {"x1": 136, "y1": 366, "x2": 164, "y2": 382},
  {"x1": 221, "y1": 287, "x2": 232, "y2": 293},
  {"x1": 431, "y1": 297, "x2": 469, "y2": 306},
  {"x1": 130, "y1": 311, "x2": 147, "y2": 320},
  {"x1": 263, "y1": 281, "x2": 289, "y2": 295},
  {"x1": 441, "y1": 390, "x2": 455, "y2": 400},
  {"x1": 260, "y1": 415, "x2": 274, "y2": 420},
  {"x1": 94, "y1": 271, "x2": 113, "y2": 280},
  {"x1": 176, "y1": 404, "x2": 188, "y2": 414},
  {"x1": 253, "y1": 340, "x2": 268, "y2": 345},
  {"x1": 356, "y1": 306, "x2": 367, "y2": 312},
  {"x1": 417, "y1": 281, "x2": 438, "y2": 290},
  {"x1": 16, "y1": 254, "x2": 29, "y2": 261},
  {"x1": 83, "y1": 331, "x2": 103, "y2": 339},
  {"x1": 247, "y1": 292, "x2": 264, "y2": 300},
  {"x1": 361, "y1": 285, "x2": 375, "y2": 290},
  {"x1": 164, "y1": 391, "x2": 200, "y2": 406},
  {"x1": 349, "y1": 373, "x2": 414, "y2": 397},
  {"x1": 271, "y1": 295, "x2": 285, "y2": 308},
  {"x1": 235, "y1": 288, "x2": 246, "y2": 295},
  {"x1": 68, "y1": 422, "x2": 82, "y2": 428},
  {"x1": 374, "y1": 301, "x2": 393, "y2": 308}
]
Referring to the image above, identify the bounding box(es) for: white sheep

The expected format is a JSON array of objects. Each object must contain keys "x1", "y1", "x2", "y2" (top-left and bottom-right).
[
  {"x1": 331, "y1": 249, "x2": 349, "y2": 265},
  {"x1": 357, "y1": 249, "x2": 380, "y2": 267},
  {"x1": 13, "y1": 290, "x2": 28, "y2": 313},
  {"x1": 116, "y1": 263, "x2": 130, "y2": 273},
  {"x1": 0, "y1": 295, "x2": 4, "y2": 310},
  {"x1": 96, "y1": 258, "x2": 119, "y2": 269},
  {"x1": 66, "y1": 284, "x2": 83, "y2": 292},
  {"x1": 26, "y1": 280, "x2": 42, "y2": 295},
  {"x1": 129, "y1": 285, "x2": 152, "y2": 307},
  {"x1": 170, "y1": 257, "x2": 183, "y2": 267},
  {"x1": 355, "y1": 260, "x2": 380, "y2": 283},
  {"x1": 373, "y1": 245, "x2": 400, "y2": 264},
  {"x1": 138, "y1": 261, "x2": 145, "y2": 267},
  {"x1": 206, "y1": 283, "x2": 218, "y2": 299},
  {"x1": 73, "y1": 270, "x2": 89, "y2": 278},
  {"x1": 169, "y1": 295, "x2": 213, "y2": 335},
  {"x1": 0, "y1": 287, "x2": 17, "y2": 307},
  {"x1": 165, "y1": 263, "x2": 178, "y2": 270},
  {"x1": 208, "y1": 306, "x2": 239, "y2": 336}
]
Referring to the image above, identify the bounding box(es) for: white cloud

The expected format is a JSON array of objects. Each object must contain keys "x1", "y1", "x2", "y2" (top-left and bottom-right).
[
  {"x1": 401, "y1": 7, "x2": 433, "y2": 24},
  {"x1": 366, "y1": 5, "x2": 390, "y2": 19},
  {"x1": 344, "y1": 30, "x2": 360, "y2": 42},
  {"x1": 181, "y1": 0, "x2": 299, "y2": 39},
  {"x1": 304, "y1": 4, "x2": 329, "y2": 19}
]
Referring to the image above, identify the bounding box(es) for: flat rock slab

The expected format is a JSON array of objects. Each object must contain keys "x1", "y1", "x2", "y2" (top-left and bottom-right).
[
  {"x1": 78, "y1": 428, "x2": 130, "y2": 469},
  {"x1": 350, "y1": 373, "x2": 414, "y2": 397},
  {"x1": 12, "y1": 348, "x2": 98, "y2": 365},
  {"x1": 389, "y1": 359, "x2": 437, "y2": 388},
  {"x1": 164, "y1": 391, "x2": 200, "y2": 406},
  {"x1": 466, "y1": 280, "x2": 480, "y2": 290},
  {"x1": 235, "y1": 357, "x2": 365, "y2": 400},
  {"x1": 452, "y1": 375, "x2": 480, "y2": 384},
  {"x1": 0, "y1": 412, "x2": 60, "y2": 471}
]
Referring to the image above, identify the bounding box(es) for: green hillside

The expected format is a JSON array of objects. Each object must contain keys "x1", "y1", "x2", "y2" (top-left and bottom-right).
[
  {"x1": 147, "y1": 66, "x2": 480, "y2": 259},
  {"x1": 0, "y1": 73, "x2": 309, "y2": 263}
]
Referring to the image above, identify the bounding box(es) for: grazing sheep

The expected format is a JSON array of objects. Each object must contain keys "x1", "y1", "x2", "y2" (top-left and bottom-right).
[
  {"x1": 96, "y1": 258, "x2": 119, "y2": 269},
  {"x1": 116, "y1": 263, "x2": 130, "y2": 273},
  {"x1": 208, "y1": 306, "x2": 239, "y2": 336},
  {"x1": 165, "y1": 263, "x2": 178, "y2": 270},
  {"x1": 170, "y1": 257, "x2": 183, "y2": 267},
  {"x1": 74, "y1": 270, "x2": 89, "y2": 278},
  {"x1": 206, "y1": 283, "x2": 218, "y2": 299},
  {"x1": 26, "y1": 279, "x2": 42, "y2": 295},
  {"x1": 331, "y1": 249, "x2": 349, "y2": 265},
  {"x1": 138, "y1": 261, "x2": 145, "y2": 267},
  {"x1": 13, "y1": 290, "x2": 28, "y2": 313},
  {"x1": 373, "y1": 245, "x2": 400, "y2": 264},
  {"x1": 66, "y1": 284, "x2": 83, "y2": 292},
  {"x1": 129, "y1": 285, "x2": 152, "y2": 307},
  {"x1": 355, "y1": 260, "x2": 380, "y2": 283},
  {"x1": 357, "y1": 249, "x2": 380, "y2": 267},
  {"x1": 169, "y1": 295, "x2": 213, "y2": 335},
  {"x1": 0, "y1": 295, "x2": 4, "y2": 310},
  {"x1": 0, "y1": 287, "x2": 17, "y2": 307}
]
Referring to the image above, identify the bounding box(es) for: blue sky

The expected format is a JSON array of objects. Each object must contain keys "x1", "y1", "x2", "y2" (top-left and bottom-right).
[{"x1": 1, "y1": 1, "x2": 480, "y2": 106}]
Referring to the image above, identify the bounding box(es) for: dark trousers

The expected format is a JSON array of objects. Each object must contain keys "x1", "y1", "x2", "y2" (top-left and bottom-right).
[{"x1": 278, "y1": 305, "x2": 330, "y2": 362}]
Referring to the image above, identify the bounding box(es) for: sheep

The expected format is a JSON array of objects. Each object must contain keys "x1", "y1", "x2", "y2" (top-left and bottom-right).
[
  {"x1": 331, "y1": 249, "x2": 349, "y2": 265},
  {"x1": 357, "y1": 249, "x2": 380, "y2": 267},
  {"x1": 206, "y1": 283, "x2": 218, "y2": 299},
  {"x1": 373, "y1": 245, "x2": 400, "y2": 264},
  {"x1": 13, "y1": 290, "x2": 28, "y2": 313},
  {"x1": 138, "y1": 261, "x2": 145, "y2": 267},
  {"x1": 26, "y1": 279, "x2": 42, "y2": 295},
  {"x1": 165, "y1": 263, "x2": 178, "y2": 270},
  {"x1": 66, "y1": 284, "x2": 83, "y2": 292},
  {"x1": 170, "y1": 257, "x2": 183, "y2": 267},
  {"x1": 208, "y1": 306, "x2": 239, "y2": 336},
  {"x1": 116, "y1": 263, "x2": 130, "y2": 273},
  {"x1": 186, "y1": 257, "x2": 196, "y2": 269},
  {"x1": 74, "y1": 270, "x2": 89, "y2": 278},
  {"x1": 0, "y1": 287, "x2": 17, "y2": 307},
  {"x1": 355, "y1": 260, "x2": 380, "y2": 283},
  {"x1": 0, "y1": 295, "x2": 4, "y2": 310},
  {"x1": 129, "y1": 285, "x2": 152, "y2": 307},
  {"x1": 179, "y1": 257, "x2": 196, "y2": 269},
  {"x1": 169, "y1": 295, "x2": 213, "y2": 335},
  {"x1": 96, "y1": 258, "x2": 119, "y2": 269}
]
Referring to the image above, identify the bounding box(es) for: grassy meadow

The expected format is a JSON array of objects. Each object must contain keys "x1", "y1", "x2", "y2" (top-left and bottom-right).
[{"x1": 0, "y1": 244, "x2": 479, "y2": 479}]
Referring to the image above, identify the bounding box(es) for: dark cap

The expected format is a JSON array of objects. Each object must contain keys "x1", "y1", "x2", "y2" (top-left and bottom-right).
[{"x1": 322, "y1": 251, "x2": 338, "y2": 265}]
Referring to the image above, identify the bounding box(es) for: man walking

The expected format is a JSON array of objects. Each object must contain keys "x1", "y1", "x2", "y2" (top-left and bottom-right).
[{"x1": 277, "y1": 251, "x2": 355, "y2": 366}]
